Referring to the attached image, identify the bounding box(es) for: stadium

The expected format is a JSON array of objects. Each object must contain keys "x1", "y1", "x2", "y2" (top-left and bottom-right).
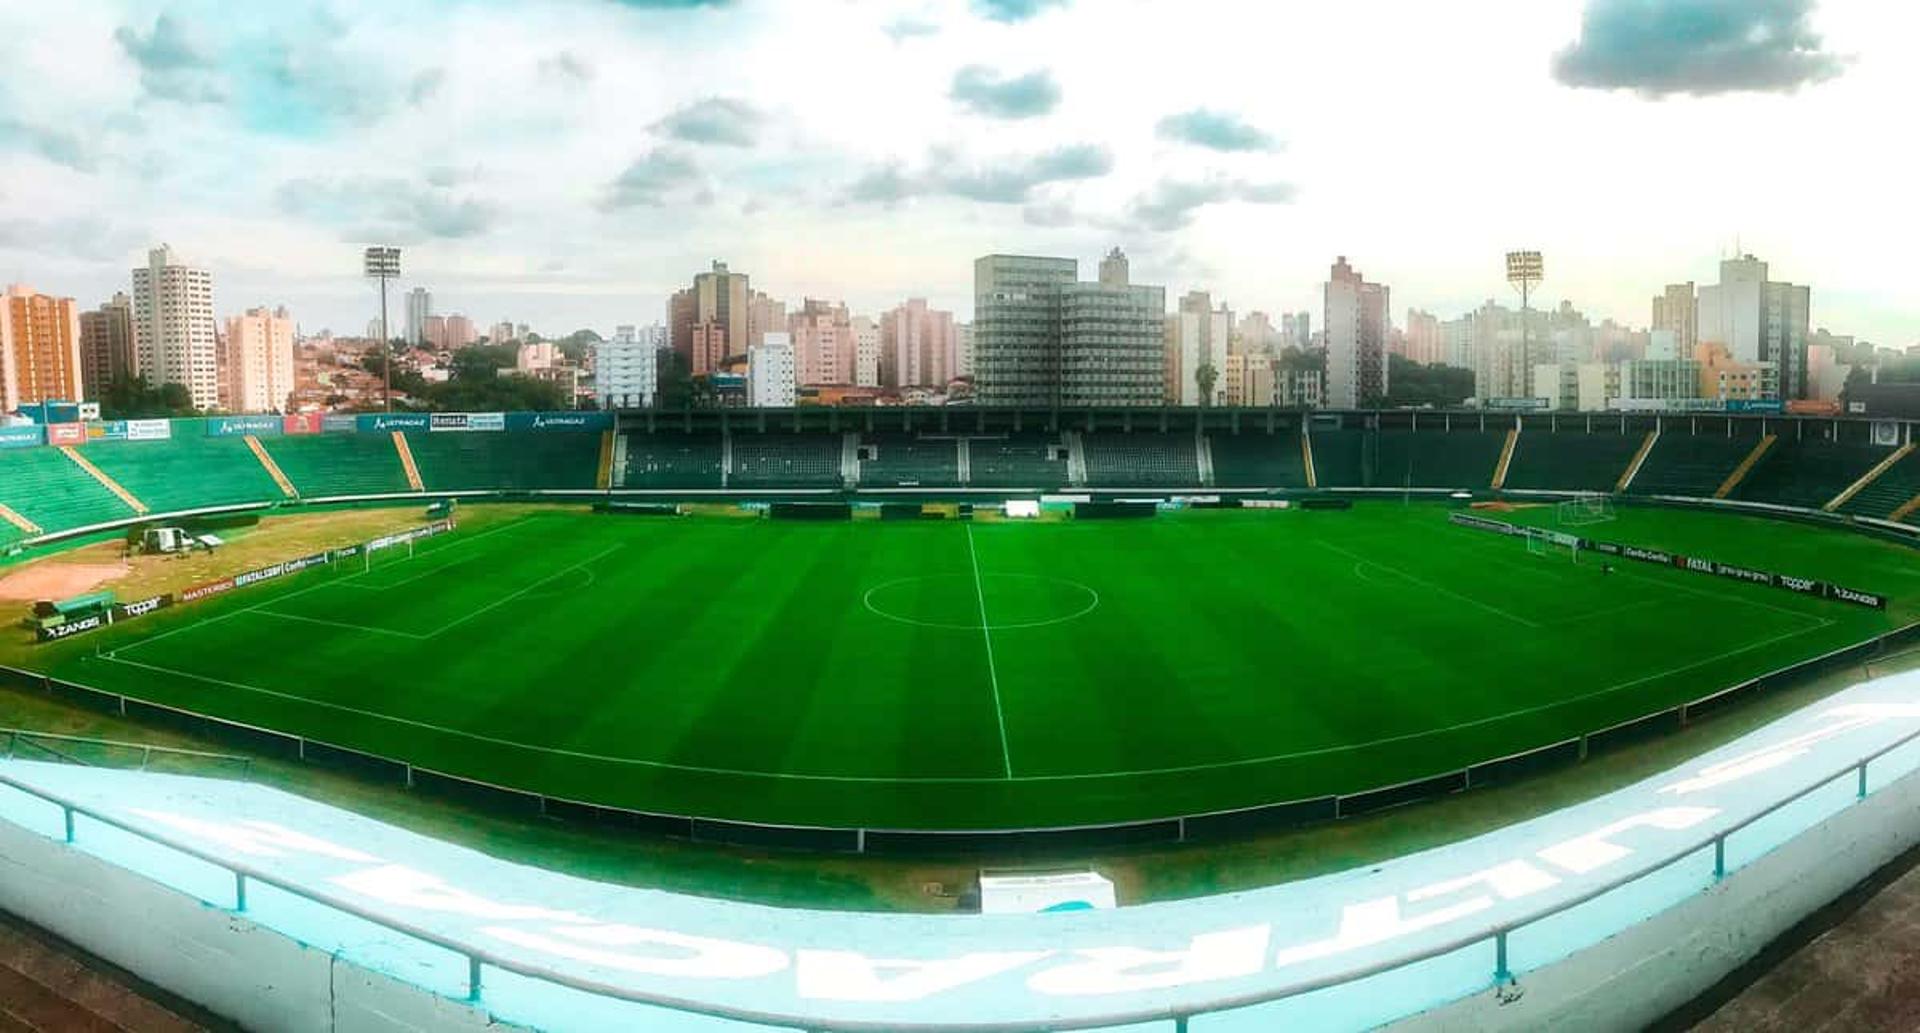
[{"x1": 2, "y1": 405, "x2": 1919, "y2": 1030}]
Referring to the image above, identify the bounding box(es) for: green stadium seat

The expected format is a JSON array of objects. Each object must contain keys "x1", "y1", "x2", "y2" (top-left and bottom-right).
[
  {"x1": 1371, "y1": 429, "x2": 1506, "y2": 489},
  {"x1": 1082, "y1": 433, "x2": 1200, "y2": 487},
  {"x1": 860, "y1": 434, "x2": 960, "y2": 487},
  {"x1": 967, "y1": 434, "x2": 1066, "y2": 489},
  {"x1": 78, "y1": 436, "x2": 281, "y2": 513},
  {"x1": 1502, "y1": 430, "x2": 1642, "y2": 493},
  {"x1": 729, "y1": 433, "x2": 843, "y2": 488},
  {"x1": 1628, "y1": 433, "x2": 1754, "y2": 497},
  {"x1": 620, "y1": 432, "x2": 724, "y2": 488},
  {"x1": 1734, "y1": 438, "x2": 1894, "y2": 511},
  {"x1": 0, "y1": 447, "x2": 135, "y2": 535},
  {"x1": 1308, "y1": 429, "x2": 1367, "y2": 487},
  {"x1": 263, "y1": 434, "x2": 413, "y2": 498},
  {"x1": 1839, "y1": 447, "x2": 1920, "y2": 520},
  {"x1": 406, "y1": 432, "x2": 599, "y2": 492},
  {"x1": 1208, "y1": 431, "x2": 1308, "y2": 488}
]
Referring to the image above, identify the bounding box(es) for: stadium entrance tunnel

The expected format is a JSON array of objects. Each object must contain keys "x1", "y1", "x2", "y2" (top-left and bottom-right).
[{"x1": 862, "y1": 573, "x2": 1100, "y2": 631}]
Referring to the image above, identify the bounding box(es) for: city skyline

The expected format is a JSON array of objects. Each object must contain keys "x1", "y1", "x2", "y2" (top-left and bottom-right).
[{"x1": 0, "y1": 1, "x2": 1914, "y2": 347}]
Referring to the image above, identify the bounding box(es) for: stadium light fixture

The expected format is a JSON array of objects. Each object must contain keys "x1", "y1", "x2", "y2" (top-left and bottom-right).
[
  {"x1": 364, "y1": 246, "x2": 403, "y2": 412},
  {"x1": 1505, "y1": 250, "x2": 1544, "y2": 400}
]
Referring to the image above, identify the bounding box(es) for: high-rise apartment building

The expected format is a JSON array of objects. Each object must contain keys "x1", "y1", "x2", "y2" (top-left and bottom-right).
[
  {"x1": 489, "y1": 321, "x2": 516, "y2": 344},
  {"x1": 748, "y1": 332, "x2": 796, "y2": 407},
  {"x1": 954, "y1": 324, "x2": 973, "y2": 379},
  {"x1": 1168, "y1": 291, "x2": 1231, "y2": 405},
  {"x1": 1, "y1": 285, "x2": 84, "y2": 411},
  {"x1": 79, "y1": 293, "x2": 134, "y2": 402},
  {"x1": 880, "y1": 298, "x2": 957, "y2": 389},
  {"x1": 444, "y1": 314, "x2": 476, "y2": 350},
  {"x1": 1236, "y1": 312, "x2": 1278, "y2": 357},
  {"x1": 1652, "y1": 283, "x2": 1697, "y2": 356},
  {"x1": 598, "y1": 324, "x2": 662, "y2": 408},
  {"x1": 223, "y1": 306, "x2": 296, "y2": 413},
  {"x1": 748, "y1": 291, "x2": 787, "y2": 349},
  {"x1": 1403, "y1": 309, "x2": 1442, "y2": 366},
  {"x1": 131, "y1": 244, "x2": 218, "y2": 409},
  {"x1": 974, "y1": 250, "x2": 1164, "y2": 406},
  {"x1": 669, "y1": 260, "x2": 751, "y2": 376},
  {"x1": 1696, "y1": 255, "x2": 1809, "y2": 400},
  {"x1": 1322, "y1": 256, "x2": 1388, "y2": 408},
  {"x1": 852, "y1": 316, "x2": 881, "y2": 389},
  {"x1": 789, "y1": 299, "x2": 855, "y2": 386},
  {"x1": 405, "y1": 288, "x2": 432, "y2": 346}
]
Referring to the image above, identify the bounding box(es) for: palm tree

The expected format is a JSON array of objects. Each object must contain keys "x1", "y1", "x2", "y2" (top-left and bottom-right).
[{"x1": 1195, "y1": 363, "x2": 1219, "y2": 406}]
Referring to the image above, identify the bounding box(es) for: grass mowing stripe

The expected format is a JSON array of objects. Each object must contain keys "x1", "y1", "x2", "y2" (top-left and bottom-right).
[
  {"x1": 1317, "y1": 539, "x2": 1544, "y2": 628},
  {"x1": 419, "y1": 543, "x2": 624, "y2": 639},
  {"x1": 966, "y1": 522, "x2": 1014, "y2": 778},
  {"x1": 341, "y1": 514, "x2": 548, "y2": 591}
]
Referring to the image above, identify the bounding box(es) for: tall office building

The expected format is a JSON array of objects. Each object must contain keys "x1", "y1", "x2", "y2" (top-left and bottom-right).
[
  {"x1": 1, "y1": 284, "x2": 84, "y2": 411},
  {"x1": 223, "y1": 306, "x2": 297, "y2": 413},
  {"x1": 78, "y1": 293, "x2": 134, "y2": 402},
  {"x1": 1322, "y1": 257, "x2": 1388, "y2": 408},
  {"x1": 404, "y1": 288, "x2": 432, "y2": 346},
  {"x1": 131, "y1": 244, "x2": 218, "y2": 409},
  {"x1": 973, "y1": 249, "x2": 1164, "y2": 407},
  {"x1": 1695, "y1": 255, "x2": 1809, "y2": 400},
  {"x1": 748, "y1": 332, "x2": 796, "y2": 407},
  {"x1": 669, "y1": 260, "x2": 751, "y2": 376},
  {"x1": 598, "y1": 324, "x2": 662, "y2": 408},
  {"x1": 789, "y1": 299, "x2": 855, "y2": 386},
  {"x1": 880, "y1": 298, "x2": 958, "y2": 389},
  {"x1": 1651, "y1": 283, "x2": 1697, "y2": 356}
]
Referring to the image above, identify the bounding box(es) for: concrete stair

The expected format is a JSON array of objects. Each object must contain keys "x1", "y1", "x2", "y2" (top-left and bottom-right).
[{"x1": 0, "y1": 912, "x2": 215, "y2": 1033}]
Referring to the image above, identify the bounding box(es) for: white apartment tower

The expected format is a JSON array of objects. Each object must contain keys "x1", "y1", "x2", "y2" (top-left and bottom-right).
[
  {"x1": 131, "y1": 245, "x2": 219, "y2": 410},
  {"x1": 598, "y1": 324, "x2": 662, "y2": 408},
  {"x1": 405, "y1": 288, "x2": 433, "y2": 346},
  {"x1": 1322, "y1": 256, "x2": 1388, "y2": 408},
  {"x1": 223, "y1": 306, "x2": 296, "y2": 413},
  {"x1": 748, "y1": 333, "x2": 797, "y2": 407}
]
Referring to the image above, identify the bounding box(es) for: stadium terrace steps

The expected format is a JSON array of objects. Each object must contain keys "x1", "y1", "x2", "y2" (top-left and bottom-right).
[
  {"x1": 404, "y1": 432, "x2": 600, "y2": 492},
  {"x1": 0, "y1": 911, "x2": 210, "y2": 1033},
  {"x1": 1492, "y1": 427, "x2": 1518, "y2": 489},
  {"x1": 1839, "y1": 445, "x2": 1920, "y2": 520},
  {"x1": 1309, "y1": 429, "x2": 1367, "y2": 487},
  {"x1": 391, "y1": 432, "x2": 425, "y2": 491},
  {"x1": 595, "y1": 430, "x2": 615, "y2": 490},
  {"x1": 967, "y1": 433, "x2": 1068, "y2": 489},
  {"x1": 1370, "y1": 429, "x2": 1508, "y2": 490},
  {"x1": 76, "y1": 438, "x2": 279, "y2": 513},
  {"x1": 0, "y1": 503, "x2": 42, "y2": 537},
  {"x1": 1716, "y1": 434, "x2": 1776, "y2": 498},
  {"x1": 727, "y1": 433, "x2": 844, "y2": 488},
  {"x1": 617, "y1": 431, "x2": 724, "y2": 488},
  {"x1": 261, "y1": 433, "x2": 414, "y2": 498},
  {"x1": 1502, "y1": 430, "x2": 1644, "y2": 493},
  {"x1": 1616, "y1": 430, "x2": 1659, "y2": 493},
  {"x1": 1628, "y1": 433, "x2": 1755, "y2": 498},
  {"x1": 1081, "y1": 432, "x2": 1202, "y2": 487},
  {"x1": 1209, "y1": 430, "x2": 1309, "y2": 488},
  {"x1": 1731, "y1": 438, "x2": 1895, "y2": 511},
  {"x1": 858, "y1": 433, "x2": 962, "y2": 488},
  {"x1": 1827, "y1": 442, "x2": 1915, "y2": 512},
  {"x1": 59, "y1": 447, "x2": 148, "y2": 516},
  {"x1": 242, "y1": 436, "x2": 297, "y2": 499}
]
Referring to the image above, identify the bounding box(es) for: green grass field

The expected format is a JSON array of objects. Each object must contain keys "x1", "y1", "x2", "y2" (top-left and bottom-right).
[{"x1": 33, "y1": 502, "x2": 1915, "y2": 830}]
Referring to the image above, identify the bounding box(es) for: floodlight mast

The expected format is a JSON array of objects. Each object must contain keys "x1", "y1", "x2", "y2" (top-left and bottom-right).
[
  {"x1": 1505, "y1": 251, "x2": 1543, "y2": 398},
  {"x1": 364, "y1": 247, "x2": 402, "y2": 412}
]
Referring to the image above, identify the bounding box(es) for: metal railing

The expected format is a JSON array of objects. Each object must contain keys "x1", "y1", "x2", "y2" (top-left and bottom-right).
[
  {"x1": 2, "y1": 727, "x2": 253, "y2": 777},
  {"x1": 4, "y1": 714, "x2": 1918, "y2": 1031}
]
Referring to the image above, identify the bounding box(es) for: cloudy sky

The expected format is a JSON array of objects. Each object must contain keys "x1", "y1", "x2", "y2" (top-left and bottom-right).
[{"x1": 1, "y1": 0, "x2": 1915, "y2": 346}]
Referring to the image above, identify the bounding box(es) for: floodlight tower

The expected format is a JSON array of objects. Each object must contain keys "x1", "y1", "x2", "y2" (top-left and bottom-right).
[
  {"x1": 364, "y1": 246, "x2": 402, "y2": 412},
  {"x1": 1505, "y1": 250, "x2": 1544, "y2": 392}
]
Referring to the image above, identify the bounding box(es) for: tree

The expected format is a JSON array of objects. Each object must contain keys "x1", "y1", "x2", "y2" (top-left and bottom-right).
[
  {"x1": 1383, "y1": 354, "x2": 1474, "y2": 408},
  {"x1": 100, "y1": 376, "x2": 197, "y2": 419},
  {"x1": 1195, "y1": 363, "x2": 1219, "y2": 406}
]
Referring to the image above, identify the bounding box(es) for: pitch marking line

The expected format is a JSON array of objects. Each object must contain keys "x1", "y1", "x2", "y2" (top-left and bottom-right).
[
  {"x1": 334, "y1": 516, "x2": 545, "y2": 592},
  {"x1": 418, "y1": 543, "x2": 624, "y2": 639},
  {"x1": 82, "y1": 613, "x2": 1838, "y2": 785},
  {"x1": 1319, "y1": 540, "x2": 1544, "y2": 629},
  {"x1": 250, "y1": 609, "x2": 430, "y2": 640},
  {"x1": 966, "y1": 523, "x2": 1014, "y2": 779}
]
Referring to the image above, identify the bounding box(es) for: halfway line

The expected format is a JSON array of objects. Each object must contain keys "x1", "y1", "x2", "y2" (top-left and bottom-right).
[{"x1": 966, "y1": 523, "x2": 1014, "y2": 779}]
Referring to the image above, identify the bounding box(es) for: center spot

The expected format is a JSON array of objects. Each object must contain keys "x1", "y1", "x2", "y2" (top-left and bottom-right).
[{"x1": 863, "y1": 574, "x2": 1100, "y2": 631}]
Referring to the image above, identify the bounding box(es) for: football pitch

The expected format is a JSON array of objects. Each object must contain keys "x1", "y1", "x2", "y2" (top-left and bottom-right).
[{"x1": 45, "y1": 502, "x2": 1912, "y2": 830}]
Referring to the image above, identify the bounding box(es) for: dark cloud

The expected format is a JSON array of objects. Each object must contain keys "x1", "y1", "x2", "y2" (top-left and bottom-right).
[
  {"x1": 844, "y1": 144, "x2": 1111, "y2": 206},
  {"x1": 970, "y1": 0, "x2": 1068, "y2": 23},
  {"x1": 1156, "y1": 109, "x2": 1277, "y2": 153},
  {"x1": 599, "y1": 149, "x2": 704, "y2": 209},
  {"x1": 1128, "y1": 177, "x2": 1296, "y2": 232},
  {"x1": 653, "y1": 97, "x2": 763, "y2": 147},
  {"x1": 539, "y1": 50, "x2": 595, "y2": 85},
  {"x1": 950, "y1": 66, "x2": 1060, "y2": 119},
  {"x1": 883, "y1": 16, "x2": 940, "y2": 42},
  {"x1": 114, "y1": 12, "x2": 225, "y2": 103},
  {"x1": 1553, "y1": 0, "x2": 1845, "y2": 96},
  {"x1": 0, "y1": 118, "x2": 98, "y2": 172},
  {"x1": 277, "y1": 176, "x2": 499, "y2": 240}
]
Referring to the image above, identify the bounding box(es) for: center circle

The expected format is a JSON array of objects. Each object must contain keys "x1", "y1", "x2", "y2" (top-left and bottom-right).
[{"x1": 863, "y1": 574, "x2": 1100, "y2": 631}]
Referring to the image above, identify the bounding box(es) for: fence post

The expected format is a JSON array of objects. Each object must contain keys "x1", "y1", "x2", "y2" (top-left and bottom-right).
[
  {"x1": 1713, "y1": 837, "x2": 1725, "y2": 880},
  {"x1": 235, "y1": 873, "x2": 248, "y2": 912},
  {"x1": 1859, "y1": 761, "x2": 1869, "y2": 799},
  {"x1": 63, "y1": 806, "x2": 75, "y2": 844},
  {"x1": 467, "y1": 956, "x2": 483, "y2": 1002},
  {"x1": 1494, "y1": 930, "x2": 1510, "y2": 984}
]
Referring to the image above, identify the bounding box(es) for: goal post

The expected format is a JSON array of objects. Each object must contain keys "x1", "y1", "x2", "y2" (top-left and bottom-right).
[{"x1": 1556, "y1": 493, "x2": 1616, "y2": 527}]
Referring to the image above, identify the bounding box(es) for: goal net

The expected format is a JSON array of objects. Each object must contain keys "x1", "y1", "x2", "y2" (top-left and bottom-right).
[{"x1": 1556, "y1": 493, "x2": 1616, "y2": 526}]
